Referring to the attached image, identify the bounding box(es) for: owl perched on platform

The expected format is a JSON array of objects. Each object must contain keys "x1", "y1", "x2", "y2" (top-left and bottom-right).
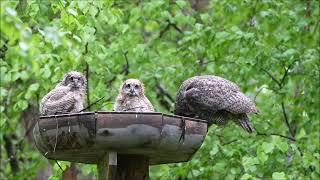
[
  {"x1": 114, "y1": 79, "x2": 154, "y2": 112},
  {"x1": 40, "y1": 71, "x2": 86, "y2": 115},
  {"x1": 174, "y1": 75, "x2": 258, "y2": 133}
]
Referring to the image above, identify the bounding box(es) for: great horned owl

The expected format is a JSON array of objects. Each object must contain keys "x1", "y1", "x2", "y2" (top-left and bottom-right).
[
  {"x1": 174, "y1": 75, "x2": 258, "y2": 133},
  {"x1": 40, "y1": 71, "x2": 86, "y2": 115},
  {"x1": 114, "y1": 79, "x2": 154, "y2": 112}
]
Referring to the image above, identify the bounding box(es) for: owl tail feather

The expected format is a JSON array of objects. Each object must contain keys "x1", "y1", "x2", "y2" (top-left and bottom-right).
[{"x1": 236, "y1": 114, "x2": 255, "y2": 133}]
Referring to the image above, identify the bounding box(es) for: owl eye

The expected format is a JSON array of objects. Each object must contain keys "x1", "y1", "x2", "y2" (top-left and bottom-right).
[
  {"x1": 134, "y1": 85, "x2": 139, "y2": 89},
  {"x1": 70, "y1": 76, "x2": 74, "y2": 81},
  {"x1": 125, "y1": 84, "x2": 130, "y2": 88}
]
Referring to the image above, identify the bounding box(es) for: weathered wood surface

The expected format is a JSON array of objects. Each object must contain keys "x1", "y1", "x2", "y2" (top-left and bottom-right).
[
  {"x1": 117, "y1": 155, "x2": 149, "y2": 180},
  {"x1": 97, "y1": 153, "x2": 108, "y2": 180},
  {"x1": 33, "y1": 112, "x2": 207, "y2": 165},
  {"x1": 97, "y1": 152, "x2": 118, "y2": 180}
]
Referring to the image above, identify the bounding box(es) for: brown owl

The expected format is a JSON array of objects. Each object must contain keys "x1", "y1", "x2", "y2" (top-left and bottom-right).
[
  {"x1": 174, "y1": 75, "x2": 258, "y2": 133},
  {"x1": 40, "y1": 71, "x2": 86, "y2": 115},
  {"x1": 114, "y1": 79, "x2": 154, "y2": 112}
]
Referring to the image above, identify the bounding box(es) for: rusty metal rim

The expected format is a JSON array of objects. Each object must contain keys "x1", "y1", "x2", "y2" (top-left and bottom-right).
[
  {"x1": 97, "y1": 111, "x2": 162, "y2": 115},
  {"x1": 39, "y1": 111, "x2": 208, "y2": 124},
  {"x1": 39, "y1": 112, "x2": 95, "y2": 119},
  {"x1": 164, "y1": 114, "x2": 208, "y2": 123}
]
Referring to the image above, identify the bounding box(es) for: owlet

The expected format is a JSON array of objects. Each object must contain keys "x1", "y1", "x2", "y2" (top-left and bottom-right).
[
  {"x1": 174, "y1": 75, "x2": 258, "y2": 133},
  {"x1": 40, "y1": 71, "x2": 86, "y2": 115},
  {"x1": 114, "y1": 79, "x2": 154, "y2": 112}
]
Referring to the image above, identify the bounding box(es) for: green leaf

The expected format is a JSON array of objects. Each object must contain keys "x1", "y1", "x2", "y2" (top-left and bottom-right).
[
  {"x1": 209, "y1": 144, "x2": 219, "y2": 156},
  {"x1": 272, "y1": 172, "x2": 286, "y2": 179},
  {"x1": 277, "y1": 141, "x2": 289, "y2": 153},
  {"x1": 89, "y1": 6, "x2": 98, "y2": 16},
  {"x1": 29, "y1": 83, "x2": 40, "y2": 92},
  {"x1": 262, "y1": 142, "x2": 274, "y2": 154},
  {"x1": 19, "y1": 71, "x2": 29, "y2": 81},
  {"x1": 67, "y1": 8, "x2": 78, "y2": 16},
  {"x1": 273, "y1": 137, "x2": 289, "y2": 153},
  {"x1": 257, "y1": 151, "x2": 268, "y2": 163},
  {"x1": 296, "y1": 128, "x2": 306, "y2": 139},
  {"x1": 15, "y1": 100, "x2": 28, "y2": 111},
  {"x1": 176, "y1": 0, "x2": 187, "y2": 8},
  {"x1": 81, "y1": 26, "x2": 96, "y2": 42},
  {"x1": 5, "y1": 7, "x2": 17, "y2": 17},
  {"x1": 240, "y1": 173, "x2": 253, "y2": 180},
  {"x1": 0, "y1": 87, "x2": 8, "y2": 97},
  {"x1": 145, "y1": 21, "x2": 159, "y2": 32}
]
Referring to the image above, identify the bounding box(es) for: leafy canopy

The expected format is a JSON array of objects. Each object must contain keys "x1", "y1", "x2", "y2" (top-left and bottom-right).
[{"x1": 0, "y1": 0, "x2": 319, "y2": 179}]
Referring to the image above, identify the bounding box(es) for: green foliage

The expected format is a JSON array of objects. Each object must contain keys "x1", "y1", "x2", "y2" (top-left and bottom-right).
[{"x1": 1, "y1": 0, "x2": 319, "y2": 179}]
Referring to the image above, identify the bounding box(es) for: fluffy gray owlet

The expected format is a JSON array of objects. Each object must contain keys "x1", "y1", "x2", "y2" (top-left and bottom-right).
[
  {"x1": 114, "y1": 79, "x2": 154, "y2": 112},
  {"x1": 40, "y1": 71, "x2": 86, "y2": 115},
  {"x1": 174, "y1": 75, "x2": 258, "y2": 133}
]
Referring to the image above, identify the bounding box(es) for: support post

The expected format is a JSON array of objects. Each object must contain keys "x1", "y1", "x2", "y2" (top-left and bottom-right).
[
  {"x1": 108, "y1": 152, "x2": 117, "y2": 180},
  {"x1": 117, "y1": 155, "x2": 149, "y2": 180},
  {"x1": 97, "y1": 152, "x2": 117, "y2": 180}
]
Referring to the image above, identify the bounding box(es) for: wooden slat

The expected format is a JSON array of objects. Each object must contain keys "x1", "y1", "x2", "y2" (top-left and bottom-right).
[{"x1": 96, "y1": 113, "x2": 163, "y2": 129}]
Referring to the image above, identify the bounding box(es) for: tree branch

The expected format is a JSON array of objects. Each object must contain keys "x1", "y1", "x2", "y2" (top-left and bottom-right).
[
  {"x1": 15, "y1": 0, "x2": 28, "y2": 16},
  {"x1": 253, "y1": 86, "x2": 265, "y2": 103},
  {"x1": 256, "y1": 132, "x2": 296, "y2": 141},
  {"x1": 221, "y1": 139, "x2": 238, "y2": 146},
  {"x1": 155, "y1": 82, "x2": 175, "y2": 111},
  {"x1": 281, "y1": 102, "x2": 295, "y2": 138},
  {"x1": 79, "y1": 96, "x2": 105, "y2": 112},
  {"x1": 305, "y1": 0, "x2": 311, "y2": 31},
  {"x1": 159, "y1": 20, "x2": 183, "y2": 38},
  {"x1": 155, "y1": 83, "x2": 175, "y2": 103},
  {"x1": 262, "y1": 59, "x2": 297, "y2": 89},
  {"x1": 4, "y1": 135, "x2": 19, "y2": 175},
  {"x1": 0, "y1": 40, "x2": 8, "y2": 59},
  {"x1": 122, "y1": 51, "x2": 130, "y2": 75},
  {"x1": 83, "y1": 42, "x2": 90, "y2": 110},
  {"x1": 85, "y1": 63, "x2": 90, "y2": 111},
  {"x1": 159, "y1": 20, "x2": 171, "y2": 38},
  {"x1": 279, "y1": 60, "x2": 296, "y2": 86},
  {"x1": 261, "y1": 68, "x2": 281, "y2": 87},
  {"x1": 106, "y1": 51, "x2": 130, "y2": 89},
  {"x1": 171, "y1": 23, "x2": 183, "y2": 34}
]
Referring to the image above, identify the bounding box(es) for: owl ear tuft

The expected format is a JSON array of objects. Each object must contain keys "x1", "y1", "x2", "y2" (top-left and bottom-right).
[{"x1": 60, "y1": 73, "x2": 71, "y2": 86}]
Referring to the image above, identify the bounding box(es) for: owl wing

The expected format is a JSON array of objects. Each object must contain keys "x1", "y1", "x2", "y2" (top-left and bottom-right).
[
  {"x1": 223, "y1": 91, "x2": 258, "y2": 114},
  {"x1": 113, "y1": 95, "x2": 125, "y2": 111},
  {"x1": 197, "y1": 75, "x2": 241, "y2": 92},
  {"x1": 141, "y1": 96, "x2": 154, "y2": 112},
  {"x1": 41, "y1": 86, "x2": 70, "y2": 104},
  {"x1": 184, "y1": 78, "x2": 257, "y2": 113},
  {"x1": 184, "y1": 79, "x2": 231, "y2": 113},
  {"x1": 43, "y1": 92, "x2": 76, "y2": 114},
  {"x1": 40, "y1": 86, "x2": 77, "y2": 115}
]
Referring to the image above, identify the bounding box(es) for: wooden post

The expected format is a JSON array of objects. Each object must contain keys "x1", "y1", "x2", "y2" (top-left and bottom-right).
[
  {"x1": 97, "y1": 152, "x2": 117, "y2": 180},
  {"x1": 117, "y1": 155, "x2": 149, "y2": 180},
  {"x1": 108, "y1": 152, "x2": 117, "y2": 180},
  {"x1": 98, "y1": 153, "x2": 148, "y2": 180},
  {"x1": 97, "y1": 153, "x2": 108, "y2": 180}
]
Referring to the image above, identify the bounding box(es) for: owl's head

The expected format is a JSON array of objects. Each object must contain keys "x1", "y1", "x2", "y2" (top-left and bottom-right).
[
  {"x1": 120, "y1": 79, "x2": 144, "y2": 97},
  {"x1": 60, "y1": 71, "x2": 86, "y2": 90}
]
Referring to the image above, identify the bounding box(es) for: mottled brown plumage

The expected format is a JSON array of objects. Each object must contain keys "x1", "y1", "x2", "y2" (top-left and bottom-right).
[
  {"x1": 40, "y1": 71, "x2": 86, "y2": 115},
  {"x1": 174, "y1": 75, "x2": 258, "y2": 133},
  {"x1": 114, "y1": 79, "x2": 154, "y2": 112}
]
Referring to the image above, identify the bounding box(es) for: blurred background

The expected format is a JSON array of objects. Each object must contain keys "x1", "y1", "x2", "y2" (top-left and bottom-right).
[{"x1": 0, "y1": 0, "x2": 319, "y2": 179}]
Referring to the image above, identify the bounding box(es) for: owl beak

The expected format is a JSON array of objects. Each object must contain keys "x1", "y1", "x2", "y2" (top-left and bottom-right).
[
  {"x1": 129, "y1": 88, "x2": 137, "y2": 96},
  {"x1": 73, "y1": 79, "x2": 82, "y2": 88}
]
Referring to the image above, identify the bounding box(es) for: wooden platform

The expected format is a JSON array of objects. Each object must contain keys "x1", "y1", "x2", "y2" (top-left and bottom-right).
[{"x1": 33, "y1": 112, "x2": 207, "y2": 165}]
